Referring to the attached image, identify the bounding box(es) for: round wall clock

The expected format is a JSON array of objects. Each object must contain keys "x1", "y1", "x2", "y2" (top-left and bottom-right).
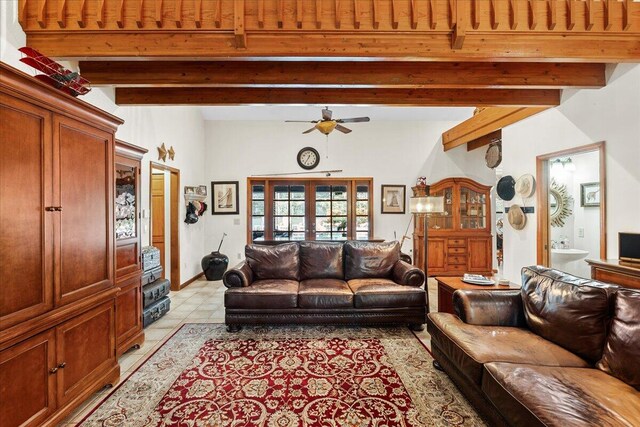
[{"x1": 297, "y1": 147, "x2": 320, "y2": 170}]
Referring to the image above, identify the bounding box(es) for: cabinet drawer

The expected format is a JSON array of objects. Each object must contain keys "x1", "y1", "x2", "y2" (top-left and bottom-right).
[
  {"x1": 448, "y1": 256, "x2": 467, "y2": 265},
  {"x1": 448, "y1": 238, "x2": 467, "y2": 247},
  {"x1": 448, "y1": 247, "x2": 466, "y2": 255}
]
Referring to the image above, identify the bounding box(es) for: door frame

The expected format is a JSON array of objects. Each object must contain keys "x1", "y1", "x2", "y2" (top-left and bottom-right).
[
  {"x1": 149, "y1": 162, "x2": 181, "y2": 290},
  {"x1": 536, "y1": 141, "x2": 606, "y2": 266}
]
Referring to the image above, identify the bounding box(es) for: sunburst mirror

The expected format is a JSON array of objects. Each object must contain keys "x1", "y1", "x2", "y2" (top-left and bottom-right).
[{"x1": 549, "y1": 179, "x2": 573, "y2": 227}]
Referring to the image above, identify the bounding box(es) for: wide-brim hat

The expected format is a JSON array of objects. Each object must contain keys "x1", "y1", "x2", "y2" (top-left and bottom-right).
[
  {"x1": 515, "y1": 174, "x2": 536, "y2": 198},
  {"x1": 497, "y1": 175, "x2": 516, "y2": 201},
  {"x1": 508, "y1": 205, "x2": 527, "y2": 230}
]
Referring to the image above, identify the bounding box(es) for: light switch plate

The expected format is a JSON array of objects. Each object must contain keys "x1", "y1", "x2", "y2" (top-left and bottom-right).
[
  {"x1": 234, "y1": 218, "x2": 240, "y2": 225},
  {"x1": 578, "y1": 228, "x2": 584, "y2": 238}
]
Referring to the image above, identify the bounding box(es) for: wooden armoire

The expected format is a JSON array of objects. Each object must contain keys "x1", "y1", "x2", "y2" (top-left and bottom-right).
[
  {"x1": 413, "y1": 177, "x2": 493, "y2": 277},
  {"x1": 0, "y1": 63, "x2": 123, "y2": 426},
  {"x1": 115, "y1": 141, "x2": 147, "y2": 357}
]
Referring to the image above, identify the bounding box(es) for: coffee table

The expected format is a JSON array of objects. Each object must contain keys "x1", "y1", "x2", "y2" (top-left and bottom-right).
[{"x1": 435, "y1": 276, "x2": 521, "y2": 315}]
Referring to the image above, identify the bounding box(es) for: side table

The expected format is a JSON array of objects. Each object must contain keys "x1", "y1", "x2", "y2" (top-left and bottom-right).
[{"x1": 435, "y1": 276, "x2": 521, "y2": 315}]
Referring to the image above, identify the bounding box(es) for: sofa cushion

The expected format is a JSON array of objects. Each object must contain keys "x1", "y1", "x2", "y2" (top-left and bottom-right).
[
  {"x1": 344, "y1": 241, "x2": 400, "y2": 280},
  {"x1": 597, "y1": 289, "x2": 640, "y2": 390},
  {"x1": 246, "y1": 242, "x2": 299, "y2": 281},
  {"x1": 483, "y1": 362, "x2": 640, "y2": 427},
  {"x1": 299, "y1": 241, "x2": 344, "y2": 280},
  {"x1": 427, "y1": 313, "x2": 589, "y2": 386},
  {"x1": 298, "y1": 279, "x2": 353, "y2": 309},
  {"x1": 224, "y1": 279, "x2": 298, "y2": 309},
  {"x1": 348, "y1": 278, "x2": 425, "y2": 308},
  {"x1": 521, "y1": 266, "x2": 618, "y2": 363}
]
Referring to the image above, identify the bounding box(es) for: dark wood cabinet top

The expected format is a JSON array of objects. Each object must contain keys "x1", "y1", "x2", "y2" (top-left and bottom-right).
[{"x1": 586, "y1": 259, "x2": 640, "y2": 275}]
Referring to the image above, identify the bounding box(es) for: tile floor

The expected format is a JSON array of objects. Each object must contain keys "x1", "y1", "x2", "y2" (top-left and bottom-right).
[{"x1": 61, "y1": 278, "x2": 439, "y2": 425}]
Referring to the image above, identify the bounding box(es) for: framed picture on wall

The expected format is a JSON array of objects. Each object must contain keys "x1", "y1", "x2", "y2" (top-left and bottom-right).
[
  {"x1": 211, "y1": 181, "x2": 239, "y2": 215},
  {"x1": 580, "y1": 182, "x2": 600, "y2": 207},
  {"x1": 381, "y1": 185, "x2": 406, "y2": 214}
]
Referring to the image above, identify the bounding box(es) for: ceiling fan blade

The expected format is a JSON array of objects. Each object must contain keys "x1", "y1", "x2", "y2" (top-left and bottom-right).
[
  {"x1": 336, "y1": 117, "x2": 370, "y2": 123},
  {"x1": 303, "y1": 127, "x2": 318, "y2": 134},
  {"x1": 285, "y1": 120, "x2": 318, "y2": 123},
  {"x1": 335, "y1": 124, "x2": 352, "y2": 134},
  {"x1": 322, "y1": 107, "x2": 333, "y2": 121}
]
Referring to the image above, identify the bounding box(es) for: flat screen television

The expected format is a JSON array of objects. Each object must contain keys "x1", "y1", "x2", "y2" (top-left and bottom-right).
[{"x1": 619, "y1": 232, "x2": 640, "y2": 263}]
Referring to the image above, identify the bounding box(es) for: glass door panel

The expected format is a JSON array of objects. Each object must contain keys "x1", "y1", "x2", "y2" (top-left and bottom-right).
[
  {"x1": 427, "y1": 186, "x2": 454, "y2": 230},
  {"x1": 250, "y1": 183, "x2": 265, "y2": 241},
  {"x1": 272, "y1": 184, "x2": 307, "y2": 241},
  {"x1": 460, "y1": 187, "x2": 487, "y2": 229},
  {"x1": 355, "y1": 183, "x2": 371, "y2": 240},
  {"x1": 313, "y1": 183, "x2": 349, "y2": 240},
  {"x1": 115, "y1": 164, "x2": 137, "y2": 239}
]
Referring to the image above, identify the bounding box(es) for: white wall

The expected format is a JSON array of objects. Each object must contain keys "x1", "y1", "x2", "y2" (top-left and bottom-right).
[
  {"x1": 203, "y1": 120, "x2": 495, "y2": 265},
  {"x1": 502, "y1": 63, "x2": 640, "y2": 281},
  {"x1": 1, "y1": 0, "x2": 208, "y2": 284}
]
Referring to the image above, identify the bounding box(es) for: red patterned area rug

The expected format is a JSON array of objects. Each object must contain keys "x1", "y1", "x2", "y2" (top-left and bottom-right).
[{"x1": 79, "y1": 324, "x2": 485, "y2": 426}]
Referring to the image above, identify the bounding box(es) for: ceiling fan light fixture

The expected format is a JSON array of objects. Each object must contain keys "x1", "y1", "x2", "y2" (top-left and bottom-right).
[{"x1": 316, "y1": 121, "x2": 337, "y2": 135}]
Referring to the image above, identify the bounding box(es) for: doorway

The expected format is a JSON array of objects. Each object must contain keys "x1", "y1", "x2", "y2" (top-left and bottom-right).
[
  {"x1": 536, "y1": 142, "x2": 606, "y2": 278},
  {"x1": 150, "y1": 162, "x2": 181, "y2": 290}
]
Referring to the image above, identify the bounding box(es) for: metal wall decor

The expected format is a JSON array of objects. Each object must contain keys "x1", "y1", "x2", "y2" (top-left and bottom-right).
[
  {"x1": 549, "y1": 179, "x2": 573, "y2": 227},
  {"x1": 157, "y1": 143, "x2": 167, "y2": 161}
]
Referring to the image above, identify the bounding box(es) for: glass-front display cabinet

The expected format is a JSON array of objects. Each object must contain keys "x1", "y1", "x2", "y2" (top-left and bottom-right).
[
  {"x1": 413, "y1": 177, "x2": 492, "y2": 276},
  {"x1": 114, "y1": 140, "x2": 147, "y2": 357}
]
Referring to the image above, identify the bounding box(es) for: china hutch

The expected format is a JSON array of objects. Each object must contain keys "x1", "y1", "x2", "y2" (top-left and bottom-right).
[
  {"x1": 115, "y1": 141, "x2": 147, "y2": 357},
  {"x1": 0, "y1": 63, "x2": 122, "y2": 426},
  {"x1": 413, "y1": 178, "x2": 493, "y2": 277}
]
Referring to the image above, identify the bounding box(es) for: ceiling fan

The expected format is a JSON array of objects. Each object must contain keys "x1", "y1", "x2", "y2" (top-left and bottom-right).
[{"x1": 286, "y1": 107, "x2": 370, "y2": 135}]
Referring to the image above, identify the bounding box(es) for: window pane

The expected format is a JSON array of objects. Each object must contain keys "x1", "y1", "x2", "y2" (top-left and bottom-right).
[
  {"x1": 274, "y1": 232, "x2": 290, "y2": 240},
  {"x1": 290, "y1": 201, "x2": 305, "y2": 216},
  {"x1": 332, "y1": 186, "x2": 347, "y2": 200},
  {"x1": 356, "y1": 231, "x2": 369, "y2": 240},
  {"x1": 355, "y1": 200, "x2": 368, "y2": 216},
  {"x1": 252, "y1": 185, "x2": 264, "y2": 200},
  {"x1": 316, "y1": 201, "x2": 330, "y2": 216},
  {"x1": 332, "y1": 200, "x2": 348, "y2": 216},
  {"x1": 274, "y1": 216, "x2": 290, "y2": 231},
  {"x1": 290, "y1": 186, "x2": 305, "y2": 200},
  {"x1": 252, "y1": 216, "x2": 265, "y2": 231},
  {"x1": 274, "y1": 185, "x2": 289, "y2": 200},
  {"x1": 332, "y1": 233, "x2": 347, "y2": 240},
  {"x1": 316, "y1": 232, "x2": 332, "y2": 241},
  {"x1": 316, "y1": 185, "x2": 331, "y2": 200},
  {"x1": 291, "y1": 232, "x2": 305, "y2": 241},
  {"x1": 356, "y1": 216, "x2": 369, "y2": 231},
  {"x1": 332, "y1": 217, "x2": 348, "y2": 232},
  {"x1": 252, "y1": 201, "x2": 264, "y2": 216},
  {"x1": 253, "y1": 231, "x2": 265, "y2": 241},
  {"x1": 356, "y1": 185, "x2": 369, "y2": 200},
  {"x1": 274, "y1": 201, "x2": 289, "y2": 216},
  {"x1": 291, "y1": 217, "x2": 305, "y2": 231},
  {"x1": 316, "y1": 217, "x2": 331, "y2": 232}
]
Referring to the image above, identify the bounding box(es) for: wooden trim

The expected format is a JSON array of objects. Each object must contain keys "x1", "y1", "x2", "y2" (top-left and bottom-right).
[
  {"x1": 466, "y1": 129, "x2": 501, "y2": 152},
  {"x1": 443, "y1": 107, "x2": 547, "y2": 151},
  {"x1": 180, "y1": 271, "x2": 204, "y2": 289},
  {"x1": 115, "y1": 87, "x2": 560, "y2": 107},
  {"x1": 149, "y1": 161, "x2": 181, "y2": 290},
  {"x1": 536, "y1": 141, "x2": 607, "y2": 266}
]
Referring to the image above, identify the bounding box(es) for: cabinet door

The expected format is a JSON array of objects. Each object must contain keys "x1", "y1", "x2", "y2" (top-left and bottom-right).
[
  {"x1": 55, "y1": 301, "x2": 116, "y2": 406},
  {"x1": 0, "y1": 330, "x2": 57, "y2": 427},
  {"x1": 468, "y1": 238, "x2": 492, "y2": 273},
  {"x1": 0, "y1": 95, "x2": 54, "y2": 329},
  {"x1": 116, "y1": 276, "x2": 143, "y2": 352},
  {"x1": 427, "y1": 238, "x2": 447, "y2": 274},
  {"x1": 54, "y1": 116, "x2": 114, "y2": 305}
]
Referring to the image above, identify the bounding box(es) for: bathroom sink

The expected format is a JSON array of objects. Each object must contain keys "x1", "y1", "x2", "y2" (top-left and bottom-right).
[{"x1": 551, "y1": 249, "x2": 589, "y2": 262}]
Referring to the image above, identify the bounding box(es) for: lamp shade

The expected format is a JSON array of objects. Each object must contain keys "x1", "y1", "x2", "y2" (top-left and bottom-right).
[{"x1": 410, "y1": 196, "x2": 445, "y2": 214}]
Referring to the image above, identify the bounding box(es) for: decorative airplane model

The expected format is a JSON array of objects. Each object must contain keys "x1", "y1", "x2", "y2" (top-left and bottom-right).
[{"x1": 19, "y1": 47, "x2": 91, "y2": 97}]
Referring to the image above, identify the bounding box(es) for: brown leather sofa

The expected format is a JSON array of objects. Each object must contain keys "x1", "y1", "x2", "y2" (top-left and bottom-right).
[
  {"x1": 427, "y1": 265, "x2": 640, "y2": 427},
  {"x1": 223, "y1": 241, "x2": 426, "y2": 331}
]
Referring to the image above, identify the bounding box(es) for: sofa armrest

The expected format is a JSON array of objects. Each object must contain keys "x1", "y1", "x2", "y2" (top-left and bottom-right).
[
  {"x1": 453, "y1": 290, "x2": 526, "y2": 327},
  {"x1": 392, "y1": 260, "x2": 425, "y2": 286},
  {"x1": 222, "y1": 261, "x2": 254, "y2": 288}
]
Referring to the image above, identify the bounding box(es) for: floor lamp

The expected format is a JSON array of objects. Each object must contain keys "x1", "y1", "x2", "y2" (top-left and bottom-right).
[{"x1": 410, "y1": 193, "x2": 445, "y2": 277}]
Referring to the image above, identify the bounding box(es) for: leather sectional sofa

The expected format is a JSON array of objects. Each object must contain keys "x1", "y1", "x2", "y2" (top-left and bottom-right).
[
  {"x1": 427, "y1": 265, "x2": 640, "y2": 427},
  {"x1": 222, "y1": 241, "x2": 426, "y2": 331}
]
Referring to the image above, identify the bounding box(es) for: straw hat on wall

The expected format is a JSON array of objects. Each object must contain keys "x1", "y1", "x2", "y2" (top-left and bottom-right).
[{"x1": 508, "y1": 205, "x2": 527, "y2": 230}]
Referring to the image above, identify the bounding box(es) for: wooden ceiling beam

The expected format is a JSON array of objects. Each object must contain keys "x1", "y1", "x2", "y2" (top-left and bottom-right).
[
  {"x1": 79, "y1": 61, "x2": 605, "y2": 89},
  {"x1": 114, "y1": 87, "x2": 560, "y2": 107},
  {"x1": 442, "y1": 107, "x2": 548, "y2": 151}
]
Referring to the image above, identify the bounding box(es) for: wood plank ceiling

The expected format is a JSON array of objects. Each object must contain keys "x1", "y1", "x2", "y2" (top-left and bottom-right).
[{"x1": 16, "y1": 0, "x2": 640, "y2": 148}]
